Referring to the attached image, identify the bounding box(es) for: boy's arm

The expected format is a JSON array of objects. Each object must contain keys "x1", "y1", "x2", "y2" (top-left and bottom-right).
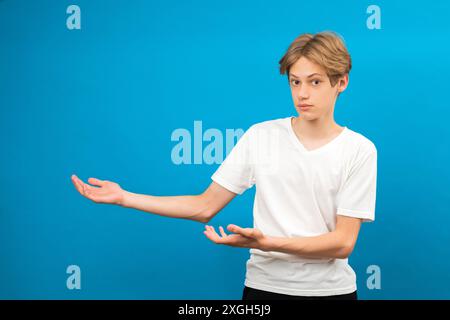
[
  {"x1": 121, "y1": 181, "x2": 236, "y2": 223},
  {"x1": 204, "y1": 215, "x2": 362, "y2": 259},
  {"x1": 263, "y1": 215, "x2": 362, "y2": 259},
  {"x1": 71, "y1": 175, "x2": 235, "y2": 223}
]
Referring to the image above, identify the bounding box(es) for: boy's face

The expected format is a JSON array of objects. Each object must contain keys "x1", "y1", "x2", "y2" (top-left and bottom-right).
[{"x1": 288, "y1": 56, "x2": 348, "y2": 122}]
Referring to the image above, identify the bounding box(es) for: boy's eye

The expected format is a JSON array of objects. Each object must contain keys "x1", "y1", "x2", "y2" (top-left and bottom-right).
[{"x1": 290, "y1": 79, "x2": 321, "y2": 85}]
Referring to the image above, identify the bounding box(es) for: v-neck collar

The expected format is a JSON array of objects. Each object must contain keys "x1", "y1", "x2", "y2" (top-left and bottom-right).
[{"x1": 286, "y1": 116, "x2": 348, "y2": 155}]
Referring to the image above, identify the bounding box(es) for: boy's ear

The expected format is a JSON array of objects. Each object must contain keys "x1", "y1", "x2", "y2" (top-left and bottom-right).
[{"x1": 337, "y1": 74, "x2": 349, "y2": 94}]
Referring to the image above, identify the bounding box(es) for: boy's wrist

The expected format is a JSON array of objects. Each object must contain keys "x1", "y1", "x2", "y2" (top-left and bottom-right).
[
  {"x1": 259, "y1": 235, "x2": 275, "y2": 252},
  {"x1": 119, "y1": 190, "x2": 133, "y2": 207}
]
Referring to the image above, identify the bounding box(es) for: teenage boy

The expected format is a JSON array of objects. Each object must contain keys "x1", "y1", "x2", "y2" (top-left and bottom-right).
[{"x1": 72, "y1": 31, "x2": 377, "y2": 300}]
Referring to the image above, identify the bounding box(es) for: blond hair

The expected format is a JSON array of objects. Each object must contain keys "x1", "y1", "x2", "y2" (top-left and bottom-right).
[{"x1": 278, "y1": 31, "x2": 352, "y2": 87}]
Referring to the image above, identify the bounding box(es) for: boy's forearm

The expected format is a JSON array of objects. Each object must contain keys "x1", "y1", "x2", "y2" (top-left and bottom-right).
[
  {"x1": 264, "y1": 231, "x2": 352, "y2": 259},
  {"x1": 120, "y1": 191, "x2": 210, "y2": 223}
]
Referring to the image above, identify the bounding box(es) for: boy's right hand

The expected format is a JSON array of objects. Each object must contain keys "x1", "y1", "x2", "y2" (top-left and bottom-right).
[{"x1": 71, "y1": 174, "x2": 126, "y2": 206}]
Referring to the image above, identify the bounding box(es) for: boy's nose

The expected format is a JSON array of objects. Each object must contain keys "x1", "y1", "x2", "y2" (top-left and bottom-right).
[{"x1": 297, "y1": 87, "x2": 309, "y2": 99}]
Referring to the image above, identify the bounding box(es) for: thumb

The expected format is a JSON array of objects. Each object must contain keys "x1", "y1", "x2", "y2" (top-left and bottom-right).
[
  {"x1": 88, "y1": 177, "x2": 105, "y2": 187},
  {"x1": 228, "y1": 225, "x2": 255, "y2": 238}
]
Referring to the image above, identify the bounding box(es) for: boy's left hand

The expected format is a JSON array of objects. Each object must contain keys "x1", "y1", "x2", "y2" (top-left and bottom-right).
[{"x1": 203, "y1": 224, "x2": 270, "y2": 251}]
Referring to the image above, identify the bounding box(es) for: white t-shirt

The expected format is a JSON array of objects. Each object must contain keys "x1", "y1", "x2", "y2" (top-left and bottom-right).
[{"x1": 211, "y1": 116, "x2": 378, "y2": 296}]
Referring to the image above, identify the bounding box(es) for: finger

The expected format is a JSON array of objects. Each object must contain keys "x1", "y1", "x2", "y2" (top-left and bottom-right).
[
  {"x1": 227, "y1": 224, "x2": 241, "y2": 233},
  {"x1": 88, "y1": 177, "x2": 105, "y2": 187},
  {"x1": 72, "y1": 174, "x2": 83, "y2": 185},
  {"x1": 242, "y1": 228, "x2": 256, "y2": 238},
  {"x1": 216, "y1": 234, "x2": 249, "y2": 247},
  {"x1": 75, "y1": 178, "x2": 93, "y2": 197},
  {"x1": 208, "y1": 225, "x2": 217, "y2": 235},
  {"x1": 71, "y1": 175, "x2": 80, "y2": 190},
  {"x1": 203, "y1": 229, "x2": 214, "y2": 239},
  {"x1": 228, "y1": 224, "x2": 254, "y2": 238},
  {"x1": 205, "y1": 225, "x2": 213, "y2": 234},
  {"x1": 73, "y1": 175, "x2": 88, "y2": 193},
  {"x1": 71, "y1": 176, "x2": 101, "y2": 202},
  {"x1": 212, "y1": 226, "x2": 226, "y2": 242},
  {"x1": 219, "y1": 226, "x2": 228, "y2": 237},
  {"x1": 72, "y1": 180, "x2": 83, "y2": 195},
  {"x1": 204, "y1": 227, "x2": 222, "y2": 243},
  {"x1": 72, "y1": 176, "x2": 85, "y2": 195}
]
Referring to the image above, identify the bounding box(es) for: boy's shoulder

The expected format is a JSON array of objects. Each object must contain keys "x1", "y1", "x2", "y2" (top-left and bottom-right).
[{"x1": 345, "y1": 127, "x2": 377, "y2": 154}]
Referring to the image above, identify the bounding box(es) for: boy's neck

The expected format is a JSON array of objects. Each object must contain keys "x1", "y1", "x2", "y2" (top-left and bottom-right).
[{"x1": 292, "y1": 114, "x2": 344, "y2": 139}]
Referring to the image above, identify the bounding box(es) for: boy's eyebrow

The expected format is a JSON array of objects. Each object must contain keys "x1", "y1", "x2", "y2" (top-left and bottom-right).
[{"x1": 290, "y1": 73, "x2": 324, "y2": 78}]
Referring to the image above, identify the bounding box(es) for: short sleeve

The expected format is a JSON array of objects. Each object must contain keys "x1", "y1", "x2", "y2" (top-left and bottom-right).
[
  {"x1": 211, "y1": 126, "x2": 255, "y2": 195},
  {"x1": 336, "y1": 146, "x2": 378, "y2": 223}
]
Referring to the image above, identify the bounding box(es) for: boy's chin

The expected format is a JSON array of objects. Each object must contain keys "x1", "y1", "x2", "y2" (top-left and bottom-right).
[{"x1": 299, "y1": 113, "x2": 318, "y2": 120}]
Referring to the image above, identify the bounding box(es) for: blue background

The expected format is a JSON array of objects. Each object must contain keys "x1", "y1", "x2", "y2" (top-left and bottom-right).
[{"x1": 1, "y1": 0, "x2": 450, "y2": 299}]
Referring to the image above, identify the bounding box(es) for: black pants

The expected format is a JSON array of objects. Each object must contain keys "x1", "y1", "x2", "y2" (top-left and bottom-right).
[{"x1": 242, "y1": 286, "x2": 357, "y2": 300}]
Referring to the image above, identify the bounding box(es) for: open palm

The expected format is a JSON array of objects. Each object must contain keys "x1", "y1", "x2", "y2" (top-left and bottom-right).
[
  {"x1": 203, "y1": 224, "x2": 269, "y2": 251},
  {"x1": 71, "y1": 174, "x2": 125, "y2": 205}
]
